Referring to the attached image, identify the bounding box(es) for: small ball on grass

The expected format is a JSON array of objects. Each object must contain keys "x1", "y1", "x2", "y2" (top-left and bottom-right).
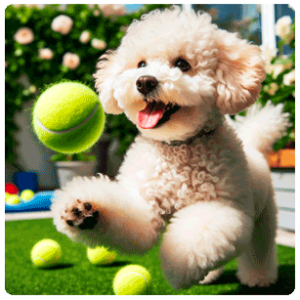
[
  {"x1": 113, "y1": 265, "x2": 152, "y2": 295},
  {"x1": 31, "y1": 239, "x2": 62, "y2": 268},
  {"x1": 87, "y1": 246, "x2": 117, "y2": 265}
]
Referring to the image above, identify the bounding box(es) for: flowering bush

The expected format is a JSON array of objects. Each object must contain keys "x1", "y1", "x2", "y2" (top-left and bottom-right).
[
  {"x1": 259, "y1": 16, "x2": 295, "y2": 151},
  {"x1": 5, "y1": 4, "x2": 169, "y2": 165}
]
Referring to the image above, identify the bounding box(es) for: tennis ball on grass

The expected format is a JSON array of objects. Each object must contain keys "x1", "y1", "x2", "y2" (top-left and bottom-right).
[
  {"x1": 113, "y1": 265, "x2": 152, "y2": 295},
  {"x1": 31, "y1": 239, "x2": 62, "y2": 268},
  {"x1": 87, "y1": 246, "x2": 117, "y2": 265},
  {"x1": 32, "y1": 81, "x2": 105, "y2": 154},
  {"x1": 20, "y1": 189, "x2": 35, "y2": 201},
  {"x1": 6, "y1": 194, "x2": 21, "y2": 205}
]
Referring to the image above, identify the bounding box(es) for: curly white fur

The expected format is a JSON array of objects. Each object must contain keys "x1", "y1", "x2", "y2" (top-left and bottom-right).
[{"x1": 52, "y1": 6, "x2": 290, "y2": 290}]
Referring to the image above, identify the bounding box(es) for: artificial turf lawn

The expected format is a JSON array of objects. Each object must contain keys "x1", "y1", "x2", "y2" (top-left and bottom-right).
[{"x1": 5, "y1": 218, "x2": 295, "y2": 295}]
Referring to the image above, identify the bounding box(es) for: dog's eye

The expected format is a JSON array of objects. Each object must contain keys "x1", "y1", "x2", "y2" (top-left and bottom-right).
[
  {"x1": 175, "y1": 59, "x2": 190, "y2": 72},
  {"x1": 138, "y1": 61, "x2": 146, "y2": 68}
]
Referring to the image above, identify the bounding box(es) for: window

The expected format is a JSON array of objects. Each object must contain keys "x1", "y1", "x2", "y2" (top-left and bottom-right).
[
  {"x1": 191, "y1": 4, "x2": 295, "y2": 52},
  {"x1": 275, "y1": 4, "x2": 295, "y2": 55},
  {"x1": 192, "y1": 4, "x2": 262, "y2": 45}
]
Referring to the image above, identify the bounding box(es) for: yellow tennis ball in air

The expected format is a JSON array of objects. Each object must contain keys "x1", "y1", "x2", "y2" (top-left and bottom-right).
[
  {"x1": 20, "y1": 189, "x2": 35, "y2": 201},
  {"x1": 113, "y1": 265, "x2": 152, "y2": 295},
  {"x1": 32, "y1": 81, "x2": 105, "y2": 154},
  {"x1": 6, "y1": 194, "x2": 21, "y2": 205},
  {"x1": 87, "y1": 246, "x2": 117, "y2": 265},
  {"x1": 31, "y1": 239, "x2": 62, "y2": 268}
]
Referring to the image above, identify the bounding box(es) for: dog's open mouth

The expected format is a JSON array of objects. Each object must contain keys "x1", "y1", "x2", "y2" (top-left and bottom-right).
[{"x1": 137, "y1": 100, "x2": 180, "y2": 129}]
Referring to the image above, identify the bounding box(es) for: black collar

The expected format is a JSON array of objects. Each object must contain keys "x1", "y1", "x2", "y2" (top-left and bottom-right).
[{"x1": 162, "y1": 127, "x2": 216, "y2": 147}]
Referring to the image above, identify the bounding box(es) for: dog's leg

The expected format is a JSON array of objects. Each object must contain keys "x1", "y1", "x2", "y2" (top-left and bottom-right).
[
  {"x1": 199, "y1": 267, "x2": 224, "y2": 284},
  {"x1": 51, "y1": 175, "x2": 164, "y2": 254},
  {"x1": 159, "y1": 201, "x2": 253, "y2": 289},
  {"x1": 237, "y1": 191, "x2": 278, "y2": 287}
]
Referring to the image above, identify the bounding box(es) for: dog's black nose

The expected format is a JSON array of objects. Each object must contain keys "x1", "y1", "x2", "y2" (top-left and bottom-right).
[{"x1": 136, "y1": 76, "x2": 158, "y2": 95}]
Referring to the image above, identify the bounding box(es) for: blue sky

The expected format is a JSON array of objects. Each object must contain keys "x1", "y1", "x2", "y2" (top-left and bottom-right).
[{"x1": 125, "y1": 4, "x2": 143, "y2": 12}]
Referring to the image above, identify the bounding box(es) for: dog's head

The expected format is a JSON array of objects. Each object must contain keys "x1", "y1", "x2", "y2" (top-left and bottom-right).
[{"x1": 94, "y1": 6, "x2": 265, "y2": 143}]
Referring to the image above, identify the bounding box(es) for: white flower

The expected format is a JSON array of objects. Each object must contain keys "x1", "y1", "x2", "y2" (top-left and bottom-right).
[
  {"x1": 91, "y1": 39, "x2": 106, "y2": 50},
  {"x1": 260, "y1": 45, "x2": 278, "y2": 64},
  {"x1": 62, "y1": 53, "x2": 80, "y2": 70},
  {"x1": 264, "y1": 83, "x2": 279, "y2": 96},
  {"x1": 112, "y1": 5, "x2": 125, "y2": 16},
  {"x1": 25, "y1": 4, "x2": 36, "y2": 8},
  {"x1": 39, "y1": 48, "x2": 53, "y2": 60},
  {"x1": 37, "y1": 4, "x2": 46, "y2": 10},
  {"x1": 283, "y1": 70, "x2": 295, "y2": 86},
  {"x1": 98, "y1": 4, "x2": 125, "y2": 17},
  {"x1": 13, "y1": 4, "x2": 22, "y2": 8},
  {"x1": 58, "y1": 4, "x2": 67, "y2": 11},
  {"x1": 88, "y1": 4, "x2": 95, "y2": 9},
  {"x1": 271, "y1": 64, "x2": 285, "y2": 78},
  {"x1": 29, "y1": 85, "x2": 36, "y2": 94},
  {"x1": 14, "y1": 27, "x2": 34, "y2": 45},
  {"x1": 98, "y1": 4, "x2": 115, "y2": 16},
  {"x1": 93, "y1": 10, "x2": 100, "y2": 17},
  {"x1": 275, "y1": 16, "x2": 292, "y2": 40},
  {"x1": 51, "y1": 15, "x2": 73, "y2": 35},
  {"x1": 79, "y1": 31, "x2": 91, "y2": 44}
]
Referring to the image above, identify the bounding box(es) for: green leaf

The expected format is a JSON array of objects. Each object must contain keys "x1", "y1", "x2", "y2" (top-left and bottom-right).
[{"x1": 50, "y1": 153, "x2": 68, "y2": 162}]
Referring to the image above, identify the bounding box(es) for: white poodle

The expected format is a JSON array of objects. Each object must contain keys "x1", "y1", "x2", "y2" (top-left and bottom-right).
[{"x1": 51, "y1": 7, "x2": 290, "y2": 290}]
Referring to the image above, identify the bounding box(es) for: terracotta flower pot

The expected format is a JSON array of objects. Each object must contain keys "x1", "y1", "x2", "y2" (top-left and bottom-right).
[{"x1": 268, "y1": 149, "x2": 295, "y2": 168}]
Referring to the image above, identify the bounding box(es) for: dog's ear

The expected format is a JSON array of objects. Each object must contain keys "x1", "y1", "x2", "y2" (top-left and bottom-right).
[
  {"x1": 215, "y1": 29, "x2": 266, "y2": 115},
  {"x1": 94, "y1": 51, "x2": 123, "y2": 115}
]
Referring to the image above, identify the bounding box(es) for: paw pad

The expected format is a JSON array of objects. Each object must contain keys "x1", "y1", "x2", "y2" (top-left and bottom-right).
[{"x1": 63, "y1": 201, "x2": 99, "y2": 230}]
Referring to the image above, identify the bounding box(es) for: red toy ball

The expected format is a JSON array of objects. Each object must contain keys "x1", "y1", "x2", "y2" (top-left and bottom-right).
[{"x1": 5, "y1": 182, "x2": 19, "y2": 195}]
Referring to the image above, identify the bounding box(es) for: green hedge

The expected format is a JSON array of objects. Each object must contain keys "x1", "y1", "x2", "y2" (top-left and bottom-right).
[
  {"x1": 5, "y1": 4, "x2": 169, "y2": 166},
  {"x1": 258, "y1": 21, "x2": 295, "y2": 151},
  {"x1": 6, "y1": 5, "x2": 294, "y2": 167}
]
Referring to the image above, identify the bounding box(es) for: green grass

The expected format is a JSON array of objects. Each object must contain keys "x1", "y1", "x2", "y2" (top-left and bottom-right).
[{"x1": 5, "y1": 218, "x2": 295, "y2": 295}]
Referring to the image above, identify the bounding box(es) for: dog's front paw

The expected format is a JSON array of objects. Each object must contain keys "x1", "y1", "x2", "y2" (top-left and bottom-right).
[{"x1": 61, "y1": 199, "x2": 104, "y2": 230}]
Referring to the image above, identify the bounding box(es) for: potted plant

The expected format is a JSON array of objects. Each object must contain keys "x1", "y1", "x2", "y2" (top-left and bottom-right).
[
  {"x1": 268, "y1": 130, "x2": 295, "y2": 168},
  {"x1": 51, "y1": 149, "x2": 98, "y2": 188},
  {"x1": 259, "y1": 15, "x2": 295, "y2": 169}
]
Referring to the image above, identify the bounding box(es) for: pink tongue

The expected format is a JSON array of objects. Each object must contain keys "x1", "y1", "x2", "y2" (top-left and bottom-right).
[{"x1": 137, "y1": 102, "x2": 165, "y2": 129}]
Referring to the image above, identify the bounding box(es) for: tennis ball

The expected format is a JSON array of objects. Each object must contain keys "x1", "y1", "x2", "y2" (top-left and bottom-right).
[
  {"x1": 31, "y1": 239, "x2": 62, "y2": 268},
  {"x1": 113, "y1": 265, "x2": 152, "y2": 295},
  {"x1": 87, "y1": 246, "x2": 117, "y2": 265},
  {"x1": 32, "y1": 82, "x2": 105, "y2": 154},
  {"x1": 5, "y1": 192, "x2": 10, "y2": 202},
  {"x1": 6, "y1": 194, "x2": 21, "y2": 205},
  {"x1": 20, "y1": 189, "x2": 35, "y2": 201}
]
